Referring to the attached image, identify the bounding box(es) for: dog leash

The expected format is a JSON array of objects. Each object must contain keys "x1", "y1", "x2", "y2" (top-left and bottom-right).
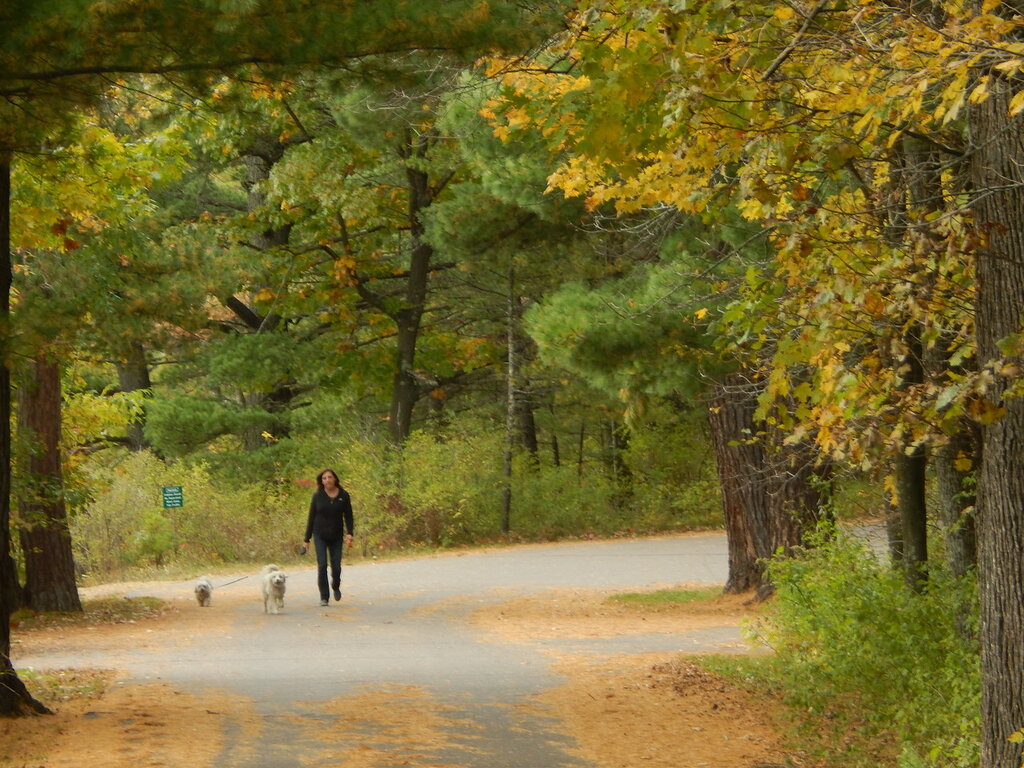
[{"x1": 214, "y1": 575, "x2": 249, "y2": 588}]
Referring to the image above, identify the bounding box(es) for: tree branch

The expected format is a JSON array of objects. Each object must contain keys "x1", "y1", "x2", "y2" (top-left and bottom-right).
[{"x1": 762, "y1": 0, "x2": 829, "y2": 82}]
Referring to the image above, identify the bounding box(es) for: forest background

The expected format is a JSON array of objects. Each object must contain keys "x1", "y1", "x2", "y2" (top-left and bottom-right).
[{"x1": 4, "y1": 1, "x2": 1024, "y2": 767}]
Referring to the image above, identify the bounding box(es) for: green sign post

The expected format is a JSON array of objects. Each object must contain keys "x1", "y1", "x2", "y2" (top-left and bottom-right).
[{"x1": 161, "y1": 485, "x2": 183, "y2": 509}]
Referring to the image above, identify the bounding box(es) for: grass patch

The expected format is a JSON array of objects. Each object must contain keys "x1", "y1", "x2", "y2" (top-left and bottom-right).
[
  {"x1": 12, "y1": 596, "x2": 166, "y2": 632},
  {"x1": 608, "y1": 586, "x2": 722, "y2": 607},
  {"x1": 19, "y1": 667, "x2": 116, "y2": 704}
]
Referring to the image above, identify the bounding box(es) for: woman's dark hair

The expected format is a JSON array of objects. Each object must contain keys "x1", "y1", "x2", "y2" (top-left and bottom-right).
[{"x1": 316, "y1": 468, "x2": 340, "y2": 492}]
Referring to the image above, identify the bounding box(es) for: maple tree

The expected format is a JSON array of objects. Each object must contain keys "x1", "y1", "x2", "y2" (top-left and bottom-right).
[{"x1": 486, "y1": 0, "x2": 1024, "y2": 762}]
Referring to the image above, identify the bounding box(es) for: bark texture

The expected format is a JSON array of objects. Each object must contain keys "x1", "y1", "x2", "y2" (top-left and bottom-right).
[
  {"x1": 388, "y1": 140, "x2": 435, "y2": 443},
  {"x1": 970, "y1": 71, "x2": 1024, "y2": 768},
  {"x1": 708, "y1": 375, "x2": 829, "y2": 595},
  {"x1": 18, "y1": 352, "x2": 81, "y2": 612},
  {"x1": 707, "y1": 375, "x2": 772, "y2": 593},
  {"x1": 0, "y1": 156, "x2": 50, "y2": 716}
]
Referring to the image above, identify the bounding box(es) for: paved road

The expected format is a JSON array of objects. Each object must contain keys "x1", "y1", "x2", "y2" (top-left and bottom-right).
[{"x1": 17, "y1": 533, "x2": 741, "y2": 768}]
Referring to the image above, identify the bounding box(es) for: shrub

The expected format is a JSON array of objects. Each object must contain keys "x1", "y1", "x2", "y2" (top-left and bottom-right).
[
  {"x1": 73, "y1": 451, "x2": 309, "y2": 575},
  {"x1": 506, "y1": 460, "x2": 621, "y2": 539},
  {"x1": 620, "y1": 412, "x2": 723, "y2": 530},
  {"x1": 71, "y1": 408, "x2": 724, "y2": 573},
  {"x1": 755, "y1": 526, "x2": 980, "y2": 768}
]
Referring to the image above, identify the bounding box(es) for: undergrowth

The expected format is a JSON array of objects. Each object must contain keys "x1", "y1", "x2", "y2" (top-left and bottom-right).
[{"x1": 710, "y1": 527, "x2": 980, "y2": 768}]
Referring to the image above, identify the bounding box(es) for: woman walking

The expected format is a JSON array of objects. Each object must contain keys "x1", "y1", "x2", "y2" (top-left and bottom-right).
[{"x1": 303, "y1": 468, "x2": 354, "y2": 606}]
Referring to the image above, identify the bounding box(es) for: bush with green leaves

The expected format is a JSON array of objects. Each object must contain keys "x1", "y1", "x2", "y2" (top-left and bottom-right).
[
  {"x1": 73, "y1": 451, "x2": 309, "y2": 574},
  {"x1": 319, "y1": 422, "x2": 646, "y2": 550},
  {"x1": 72, "y1": 404, "x2": 725, "y2": 574},
  {"x1": 505, "y1": 458, "x2": 621, "y2": 539},
  {"x1": 755, "y1": 527, "x2": 980, "y2": 768},
  {"x1": 620, "y1": 411, "x2": 722, "y2": 530}
]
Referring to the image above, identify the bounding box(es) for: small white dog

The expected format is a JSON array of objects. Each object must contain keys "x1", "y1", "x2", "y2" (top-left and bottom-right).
[
  {"x1": 194, "y1": 575, "x2": 213, "y2": 607},
  {"x1": 260, "y1": 564, "x2": 287, "y2": 614}
]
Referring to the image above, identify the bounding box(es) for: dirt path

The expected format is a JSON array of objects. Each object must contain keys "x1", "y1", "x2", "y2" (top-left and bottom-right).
[{"x1": 3, "y1": 537, "x2": 796, "y2": 768}]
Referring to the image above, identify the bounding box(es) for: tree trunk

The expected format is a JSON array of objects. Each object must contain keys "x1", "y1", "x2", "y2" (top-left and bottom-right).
[
  {"x1": 894, "y1": 443, "x2": 928, "y2": 591},
  {"x1": 232, "y1": 140, "x2": 298, "y2": 451},
  {"x1": 707, "y1": 375, "x2": 771, "y2": 593},
  {"x1": 17, "y1": 352, "x2": 81, "y2": 612},
  {"x1": 501, "y1": 264, "x2": 515, "y2": 533},
  {"x1": 604, "y1": 420, "x2": 631, "y2": 488},
  {"x1": 884, "y1": 496, "x2": 905, "y2": 568},
  {"x1": 115, "y1": 340, "x2": 151, "y2": 451},
  {"x1": 884, "y1": 137, "x2": 941, "y2": 586},
  {"x1": 576, "y1": 420, "x2": 585, "y2": 479},
  {"x1": 765, "y1": 424, "x2": 832, "y2": 557},
  {"x1": 388, "y1": 157, "x2": 434, "y2": 443},
  {"x1": 934, "y1": 427, "x2": 977, "y2": 578},
  {"x1": 0, "y1": 154, "x2": 50, "y2": 716},
  {"x1": 517, "y1": 379, "x2": 540, "y2": 464},
  {"x1": 969, "y1": 68, "x2": 1024, "y2": 768},
  {"x1": 709, "y1": 376, "x2": 829, "y2": 595}
]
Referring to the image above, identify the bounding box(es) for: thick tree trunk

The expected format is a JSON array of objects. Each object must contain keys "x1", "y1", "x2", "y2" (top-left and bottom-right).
[
  {"x1": 884, "y1": 139, "x2": 941, "y2": 586},
  {"x1": 897, "y1": 329, "x2": 929, "y2": 590},
  {"x1": 707, "y1": 375, "x2": 771, "y2": 593},
  {"x1": 0, "y1": 155, "x2": 50, "y2": 716},
  {"x1": 17, "y1": 353, "x2": 81, "y2": 612},
  {"x1": 970, "y1": 70, "x2": 1024, "y2": 768},
  {"x1": 709, "y1": 376, "x2": 829, "y2": 595}
]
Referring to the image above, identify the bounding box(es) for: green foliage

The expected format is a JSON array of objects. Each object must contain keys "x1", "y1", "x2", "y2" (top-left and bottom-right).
[
  {"x1": 325, "y1": 426, "x2": 633, "y2": 549},
  {"x1": 72, "y1": 401, "x2": 722, "y2": 577},
  {"x1": 756, "y1": 527, "x2": 980, "y2": 768},
  {"x1": 386, "y1": 430, "x2": 506, "y2": 547},
  {"x1": 136, "y1": 510, "x2": 176, "y2": 566},
  {"x1": 72, "y1": 451, "x2": 309, "y2": 574},
  {"x1": 621, "y1": 407, "x2": 722, "y2": 529},
  {"x1": 527, "y1": 277, "x2": 705, "y2": 400},
  {"x1": 143, "y1": 396, "x2": 239, "y2": 457},
  {"x1": 505, "y1": 459, "x2": 621, "y2": 539}
]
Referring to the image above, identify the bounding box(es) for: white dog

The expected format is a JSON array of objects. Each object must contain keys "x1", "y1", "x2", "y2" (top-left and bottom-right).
[
  {"x1": 194, "y1": 575, "x2": 213, "y2": 607},
  {"x1": 260, "y1": 564, "x2": 287, "y2": 614}
]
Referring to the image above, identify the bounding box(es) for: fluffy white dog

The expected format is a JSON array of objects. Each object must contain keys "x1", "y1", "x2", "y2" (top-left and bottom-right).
[
  {"x1": 260, "y1": 564, "x2": 287, "y2": 614},
  {"x1": 194, "y1": 575, "x2": 213, "y2": 607}
]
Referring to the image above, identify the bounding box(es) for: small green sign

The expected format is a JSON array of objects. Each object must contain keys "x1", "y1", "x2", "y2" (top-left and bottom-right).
[{"x1": 161, "y1": 485, "x2": 183, "y2": 508}]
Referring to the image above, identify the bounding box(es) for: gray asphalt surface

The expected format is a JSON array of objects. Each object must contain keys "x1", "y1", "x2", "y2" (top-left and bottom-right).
[{"x1": 16, "y1": 533, "x2": 744, "y2": 768}]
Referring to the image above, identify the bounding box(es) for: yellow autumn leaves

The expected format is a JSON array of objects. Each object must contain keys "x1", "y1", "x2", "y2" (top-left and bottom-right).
[{"x1": 478, "y1": 0, "x2": 1011, "y2": 469}]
